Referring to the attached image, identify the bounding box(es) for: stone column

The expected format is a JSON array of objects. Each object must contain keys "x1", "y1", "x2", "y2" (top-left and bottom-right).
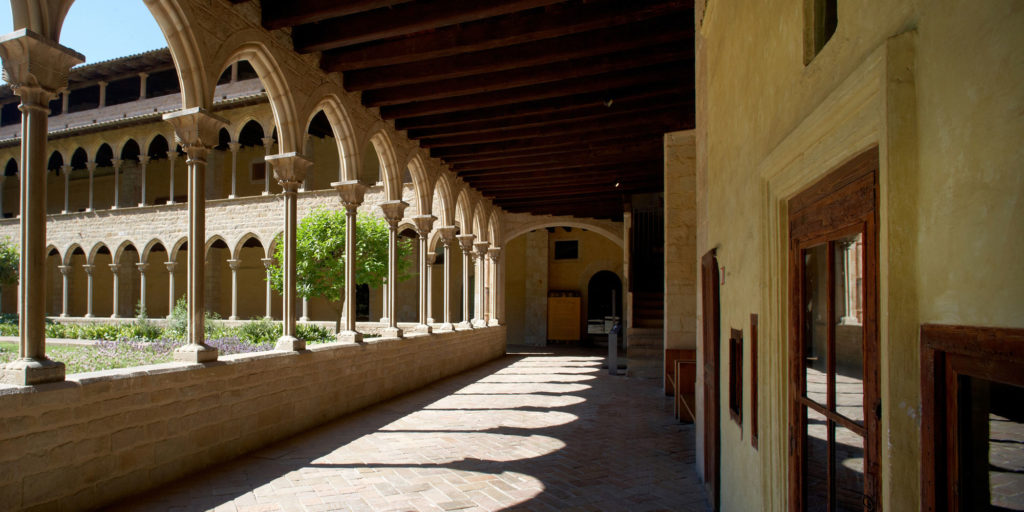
[
  {"x1": 166, "y1": 151, "x2": 177, "y2": 204},
  {"x1": 487, "y1": 247, "x2": 502, "y2": 326},
  {"x1": 379, "y1": 200, "x2": 408, "y2": 338},
  {"x1": 111, "y1": 158, "x2": 122, "y2": 209},
  {"x1": 86, "y1": 161, "x2": 96, "y2": 211},
  {"x1": 97, "y1": 80, "x2": 107, "y2": 109},
  {"x1": 0, "y1": 175, "x2": 5, "y2": 216},
  {"x1": 456, "y1": 233, "x2": 476, "y2": 329},
  {"x1": 61, "y1": 90, "x2": 69, "y2": 113},
  {"x1": 0, "y1": 30, "x2": 83, "y2": 385},
  {"x1": 261, "y1": 137, "x2": 274, "y2": 196},
  {"x1": 473, "y1": 242, "x2": 489, "y2": 327},
  {"x1": 301, "y1": 298, "x2": 309, "y2": 322},
  {"x1": 165, "y1": 261, "x2": 177, "y2": 318},
  {"x1": 137, "y1": 155, "x2": 149, "y2": 207},
  {"x1": 58, "y1": 264, "x2": 71, "y2": 317},
  {"x1": 426, "y1": 251, "x2": 436, "y2": 325},
  {"x1": 83, "y1": 264, "x2": 95, "y2": 318},
  {"x1": 109, "y1": 263, "x2": 121, "y2": 318},
  {"x1": 227, "y1": 260, "x2": 240, "y2": 319},
  {"x1": 138, "y1": 72, "x2": 148, "y2": 100},
  {"x1": 136, "y1": 263, "x2": 148, "y2": 315},
  {"x1": 267, "y1": 152, "x2": 311, "y2": 351},
  {"x1": 163, "y1": 107, "x2": 227, "y2": 363},
  {"x1": 332, "y1": 180, "x2": 366, "y2": 343},
  {"x1": 261, "y1": 257, "x2": 274, "y2": 320},
  {"x1": 411, "y1": 214, "x2": 435, "y2": 333},
  {"x1": 436, "y1": 226, "x2": 456, "y2": 331},
  {"x1": 61, "y1": 164, "x2": 71, "y2": 213},
  {"x1": 227, "y1": 141, "x2": 239, "y2": 199}
]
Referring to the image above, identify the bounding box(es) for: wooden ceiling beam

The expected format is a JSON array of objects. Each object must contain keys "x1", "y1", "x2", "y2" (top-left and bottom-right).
[
  {"x1": 454, "y1": 150, "x2": 662, "y2": 175},
  {"x1": 484, "y1": 181, "x2": 661, "y2": 200},
  {"x1": 362, "y1": 47, "x2": 688, "y2": 107},
  {"x1": 437, "y1": 134, "x2": 667, "y2": 165},
  {"x1": 418, "y1": 109, "x2": 687, "y2": 148},
  {"x1": 262, "y1": 0, "x2": 413, "y2": 30},
  {"x1": 468, "y1": 167, "x2": 662, "y2": 188},
  {"x1": 294, "y1": 0, "x2": 564, "y2": 53},
  {"x1": 380, "y1": 64, "x2": 690, "y2": 119},
  {"x1": 396, "y1": 83, "x2": 687, "y2": 130},
  {"x1": 343, "y1": 18, "x2": 691, "y2": 91},
  {"x1": 320, "y1": 0, "x2": 689, "y2": 70}
]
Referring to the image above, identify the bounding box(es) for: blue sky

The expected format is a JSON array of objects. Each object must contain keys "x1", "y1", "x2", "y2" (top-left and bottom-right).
[{"x1": 1, "y1": 0, "x2": 166, "y2": 65}]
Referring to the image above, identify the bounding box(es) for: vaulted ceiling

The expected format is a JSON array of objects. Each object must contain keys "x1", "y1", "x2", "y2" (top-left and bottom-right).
[{"x1": 257, "y1": 0, "x2": 695, "y2": 220}]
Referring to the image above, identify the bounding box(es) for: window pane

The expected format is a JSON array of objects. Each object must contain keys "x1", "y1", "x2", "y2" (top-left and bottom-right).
[
  {"x1": 805, "y1": 407, "x2": 829, "y2": 511},
  {"x1": 803, "y1": 244, "x2": 828, "y2": 406},
  {"x1": 834, "y1": 233, "x2": 864, "y2": 424},
  {"x1": 958, "y1": 377, "x2": 1024, "y2": 511},
  {"x1": 834, "y1": 423, "x2": 865, "y2": 511}
]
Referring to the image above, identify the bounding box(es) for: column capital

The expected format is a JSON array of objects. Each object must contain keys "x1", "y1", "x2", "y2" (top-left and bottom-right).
[
  {"x1": 162, "y1": 107, "x2": 228, "y2": 159},
  {"x1": 227, "y1": 141, "x2": 240, "y2": 153},
  {"x1": 226, "y1": 258, "x2": 241, "y2": 271},
  {"x1": 261, "y1": 136, "x2": 275, "y2": 149},
  {"x1": 456, "y1": 233, "x2": 476, "y2": 252},
  {"x1": 266, "y1": 152, "x2": 311, "y2": 191},
  {"x1": 60, "y1": 164, "x2": 72, "y2": 174},
  {"x1": 426, "y1": 251, "x2": 437, "y2": 265},
  {"x1": 138, "y1": 155, "x2": 150, "y2": 166},
  {"x1": 82, "y1": 264, "x2": 94, "y2": 275},
  {"x1": 111, "y1": 158, "x2": 123, "y2": 169},
  {"x1": 411, "y1": 214, "x2": 436, "y2": 238},
  {"x1": 487, "y1": 246, "x2": 502, "y2": 261},
  {"x1": 85, "y1": 161, "x2": 97, "y2": 172},
  {"x1": 57, "y1": 264, "x2": 72, "y2": 275},
  {"x1": 164, "y1": 261, "x2": 178, "y2": 272},
  {"x1": 138, "y1": 71, "x2": 149, "y2": 79},
  {"x1": 261, "y1": 257, "x2": 275, "y2": 270},
  {"x1": 379, "y1": 200, "x2": 408, "y2": 228},
  {"x1": 473, "y1": 241, "x2": 490, "y2": 258},
  {"x1": 165, "y1": 150, "x2": 178, "y2": 161},
  {"x1": 436, "y1": 225, "x2": 457, "y2": 243},
  {"x1": 0, "y1": 29, "x2": 84, "y2": 107},
  {"x1": 136, "y1": 263, "x2": 149, "y2": 273},
  {"x1": 332, "y1": 180, "x2": 367, "y2": 211},
  {"x1": 108, "y1": 263, "x2": 121, "y2": 275}
]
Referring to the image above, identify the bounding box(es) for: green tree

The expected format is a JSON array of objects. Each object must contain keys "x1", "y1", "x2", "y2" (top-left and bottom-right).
[
  {"x1": 268, "y1": 208, "x2": 413, "y2": 331},
  {"x1": 0, "y1": 238, "x2": 18, "y2": 297}
]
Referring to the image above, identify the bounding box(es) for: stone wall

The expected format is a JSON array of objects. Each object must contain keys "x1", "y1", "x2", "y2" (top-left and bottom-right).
[{"x1": 0, "y1": 326, "x2": 506, "y2": 510}]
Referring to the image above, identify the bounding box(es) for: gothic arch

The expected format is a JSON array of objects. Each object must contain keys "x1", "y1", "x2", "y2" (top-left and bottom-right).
[
  {"x1": 141, "y1": 239, "x2": 167, "y2": 262},
  {"x1": 302, "y1": 92, "x2": 358, "y2": 183},
  {"x1": 232, "y1": 233, "x2": 266, "y2": 260},
  {"x1": 366, "y1": 129, "x2": 401, "y2": 201},
  {"x1": 404, "y1": 153, "x2": 434, "y2": 217}
]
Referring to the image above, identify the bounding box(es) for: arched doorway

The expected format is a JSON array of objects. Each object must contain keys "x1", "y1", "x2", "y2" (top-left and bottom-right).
[{"x1": 587, "y1": 270, "x2": 622, "y2": 336}]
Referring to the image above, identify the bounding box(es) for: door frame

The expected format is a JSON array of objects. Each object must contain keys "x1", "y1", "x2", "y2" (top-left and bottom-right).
[{"x1": 702, "y1": 248, "x2": 721, "y2": 510}]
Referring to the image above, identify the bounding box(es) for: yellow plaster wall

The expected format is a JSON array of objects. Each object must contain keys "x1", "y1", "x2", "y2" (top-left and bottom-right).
[{"x1": 696, "y1": 1, "x2": 1023, "y2": 510}]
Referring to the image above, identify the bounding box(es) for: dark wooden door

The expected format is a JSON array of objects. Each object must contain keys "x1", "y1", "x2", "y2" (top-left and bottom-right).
[
  {"x1": 702, "y1": 249, "x2": 721, "y2": 511},
  {"x1": 788, "y1": 149, "x2": 881, "y2": 511}
]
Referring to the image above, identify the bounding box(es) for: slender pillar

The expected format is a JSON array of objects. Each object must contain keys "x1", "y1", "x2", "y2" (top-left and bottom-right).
[
  {"x1": 473, "y1": 241, "x2": 489, "y2": 327},
  {"x1": 456, "y1": 233, "x2": 476, "y2": 329},
  {"x1": 426, "y1": 251, "x2": 436, "y2": 325},
  {"x1": 230, "y1": 62, "x2": 238, "y2": 83},
  {"x1": 83, "y1": 264, "x2": 95, "y2": 318},
  {"x1": 261, "y1": 137, "x2": 274, "y2": 196},
  {"x1": 226, "y1": 258, "x2": 240, "y2": 320},
  {"x1": 109, "y1": 263, "x2": 122, "y2": 318},
  {"x1": 137, "y1": 155, "x2": 149, "y2": 206},
  {"x1": 165, "y1": 261, "x2": 177, "y2": 318},
  {"x1": 261, "y1": 257, "x2": 273, "y2": 320},
  {"x1": 379, "y1": 200, "x2": 408, "y2": 338},
  {"x1": 267, "y1": 153, "x2": 311, "y2": 351},
  {"x1": 227, "y1": 141, "x2": 239, "y2": 199},
  {"x1": 487, "y1": 247, "x2": 502, "y2": 325},
  {"x1": 166, "y1": 151, "x2": 177, "y2": 204},
  {"x1": 58, "y1": 265, "x2": 71, "y2": 317},
  {"x1": 85, "y1": 161, "x2": 96, "y2": 212},
  {"x1": 0, "y1": 30, "x2": 83, "y2": 385},
  {"x1": 301, "y1": 298, "x2": 309, "y2": 322},
  {"x1": 411, "y1": 214, "x2": 435, "y2": 333},
  {"x1": 61, "y1": 91, "x2": 69, "y2": 114},
  {"x1": 136, "y1": 263, "x2": 148, "y2": 316},
  {"x1": 332, "y1": 180, "x2": 367, "y2": 343},
  {"x1": 163, "y1": 107, "x2": 227, "y2": 363},
  {"x1": 111, "y1": 158, "x2": 122, "y2": 209},
  {"x1": 138, "y1": 72, "x2": 148, "y2": 100},
  {"x1": 0, "y1": 175, "x2": 4, "y2": 217},
  {"x1": 436, "y1": 226, "x2": 456, "y2": 331},
  {"x1": 97, "y1": 80, "x2": 107, "y2": 109},
  {"x1": 60, "y1": 164, "x2": 71, "y2": 213}
]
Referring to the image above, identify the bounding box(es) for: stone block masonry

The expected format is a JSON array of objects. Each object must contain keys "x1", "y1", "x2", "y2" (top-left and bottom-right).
[{"x1": 0, "y1": 326, "x2": 506, "y2": 510}]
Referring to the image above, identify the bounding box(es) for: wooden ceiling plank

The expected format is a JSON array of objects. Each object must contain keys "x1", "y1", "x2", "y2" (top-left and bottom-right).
[
  {"x1": 262, "y1": 0, "x2": 414, "y2": 30},
  {"x1": 437, "y1": 134, "x2": 667, "y2": 164},
  {"x1": 379, "y1": 64, "x2": 691, "y2": 119},
  {"x1": 462, "y1": 160, "x2": 663, "y2": 183},
  {"x1": 294, "y1": 0, "x2": 565, "y2": 53},
  {"x1": 344, "y1": 19, "x2": 691, "y2": 90},
  {"x1": 454, "y1": 148, "x2": 662, "y2": 175},
  {"x1": 320, "y1": 0, "x2": 689, "y2": 69}
]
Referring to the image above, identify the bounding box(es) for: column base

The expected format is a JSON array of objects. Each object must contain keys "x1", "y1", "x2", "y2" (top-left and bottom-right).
[
  {"x1": 166, "y1": 200, "x2": 175, "y2": 205},
  {"x1": 299, "y1": 316, "x2": 310, "y2": 322},
  {"x1": 61, "y1": 210, "x2": 69, "y2": 214},
  {"x1": 437, "y1": 323, "x2": 455, "y2": 332},
  {"x1": 111, "y1": 205, "x2": 118, "y2": 210},
  {"x1": 275, "y1": 335, "x2": 305, "y2": 351},
  {"x1": 427, "y1": 317, "x2": 435, "y2": 324},
  {"x1": 336, "y1": 330, "x2": 363, "y2": 343},
  {"x1": 381, "y1": 327, "x2": 404, "y2": 339},
  {"x1": 488, "y1": 319, "x2": 500, "y2": 326},
  {"x1": 379, "y1": 317, "x2": 390, "y2": 325},
  {"x1": 413, "y1": 323, "x2": 432, "y2": 334},
  {"x1": 138, "y1": 203, "x2": 146, "y2": 208},
  {"x1": 228, "y1": 194, "x2": 236, "y2": 199},
  {"x1": 84, "y1": 314, "x2": 94, "y2": 318},
  {"x1": 456, "y1": 321, "x2": 474, "y2": 330},
  {"x1": 173, "y1": 344, "x2": 218, "y2": 363},
  {"x1": 59, "y1": 313, "x2": 68, "y2": 318},
  {"x1": 111, "y1": 314, "x2": 120, "y2": 319},
  {"x1": 262, "y1": 191, "x2": 270, "y2": 196},
  {"x1": 228, "y1": 315, "x2": 239, "y2": 321},
  {"x1": 2, "y1": 358, "x2": 65, "y2": 386},
  {"x1": 471, "y1": 319, "x2": 487, "y2": 328},
  {"x1": 85, "y1": 208, "x2": 93, "y2": 212}
]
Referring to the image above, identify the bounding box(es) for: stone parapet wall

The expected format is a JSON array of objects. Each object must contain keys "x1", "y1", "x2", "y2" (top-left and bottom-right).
[{"x1": 0, "y1": 326, "x2": 506, "y2": 510}]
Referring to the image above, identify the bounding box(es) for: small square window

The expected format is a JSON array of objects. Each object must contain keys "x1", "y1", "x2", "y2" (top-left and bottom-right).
[{"x1": 553, "y1": 240, "x2": 578, "y2": 260}]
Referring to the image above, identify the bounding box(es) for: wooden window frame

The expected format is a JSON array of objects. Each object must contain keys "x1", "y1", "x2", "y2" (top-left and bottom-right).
[
  {"x1": 729, "y1": 328, "x2": 743, "y2": 425},
  {"x1": 751, "y1": 313, "x2": 759, "y2": 448},
  {"x1": 788, "y1": 148, "x2": 880, "y2": 512},
  {"x1": 920, "y1": 324, "x2": 1024, "y2": 512}
]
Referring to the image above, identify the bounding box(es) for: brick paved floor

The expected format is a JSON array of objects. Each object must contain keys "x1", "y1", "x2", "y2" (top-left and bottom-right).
[{"x1": 109, "y1": 346, "x2": 710, "y2": 512}]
